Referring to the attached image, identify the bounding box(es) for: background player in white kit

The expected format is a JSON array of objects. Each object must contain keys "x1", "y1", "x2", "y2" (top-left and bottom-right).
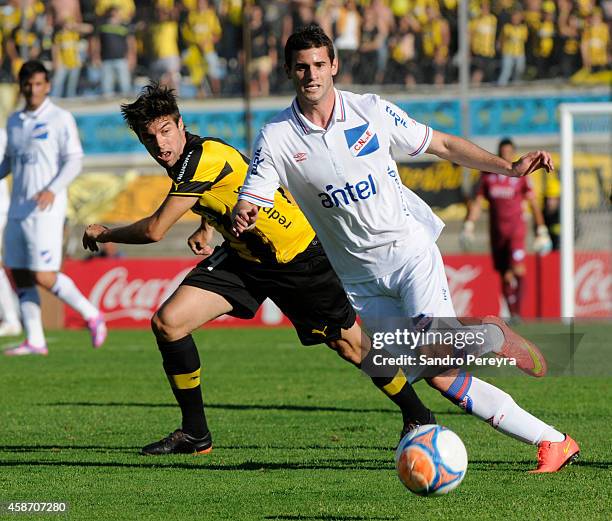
[
  {"x1": 0, "y1": 127, "x2": 22, "y2": 336},
  {"x1": 232, "y1": 25, "x2": 579, "y2": 473},
  {"x1": 0, "y1": 60, "x2": 107, "y2": 355}
]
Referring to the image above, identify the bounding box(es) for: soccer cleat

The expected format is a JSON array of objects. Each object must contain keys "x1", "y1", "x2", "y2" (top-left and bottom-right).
[
  {"x1": 483, "y1": 315, "x2": 547, "y2": 377},
  {"x1": 87, "y1": 313, "x2": 107, "y2": 349},
  {"x1": 0, "y1": 321, "x2": 23, "y2": 337},
  {"x1": 141, "y1": 429, "x2": 213, "y2": 455},
  {"x1": 399, "y1": 410, "x2": 437, "y2": 444},
  {"x1": 4, "y1": 341, "x2": 48, "y2": 356},
  {"x1": 529, "y1": 434, "x2": 580, "y2": 473}
]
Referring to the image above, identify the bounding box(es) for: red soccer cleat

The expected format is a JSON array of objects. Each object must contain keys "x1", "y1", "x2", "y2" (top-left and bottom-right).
[
  {"x1": 529, "y1": 434, "x2": 580, "y2": 473},
  {"x1": 483, "y1": 315, "x2": 547, "y2": 377}
]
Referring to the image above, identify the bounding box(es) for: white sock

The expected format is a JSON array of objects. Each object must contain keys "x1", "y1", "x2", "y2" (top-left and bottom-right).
[
  {"x1": 18, "y1": 287, "x2": 46, "y2": 347},
  {"x1": 442, "y1": 374, "x2": 565, "y2": 444},
  {"x1": 50, "y1": 273, "x2": 98, "y2": 321},
  {"x1": 0, "y1": 267, "x2": 20, "y2": 324}
]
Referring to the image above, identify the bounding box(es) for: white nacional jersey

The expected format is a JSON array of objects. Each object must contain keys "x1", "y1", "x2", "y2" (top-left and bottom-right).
[
  {"x1": 239, "y1": 89, "x2": 444, "y2": 283},
  {"x1": 2, "y1": 98, "x2": 83, "y2": 219}
]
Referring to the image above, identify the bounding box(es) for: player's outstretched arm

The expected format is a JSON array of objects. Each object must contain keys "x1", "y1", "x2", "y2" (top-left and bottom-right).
[
  {"x1": 82, "y1": 194, "x2": 198, "y2": 252},
  {"x1": 231, "y1": 200, "x2": 259, "y2": 237},
  {"x1": 427, "y1": 131, "x2": 554, "y2": 177}
]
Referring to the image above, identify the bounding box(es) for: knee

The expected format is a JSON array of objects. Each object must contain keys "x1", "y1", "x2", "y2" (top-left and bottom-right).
[
  {"x1": 327, "y1": 338, "x2": 361, "y2": 366},
  {"x1": 151, "y1": 310, "x2": 186, "y2": 342},
  {"x1": 503, "y1": 270, "x2": 516, "y2": 285},
  {"x1": 34, "y1": 272, "x2": 56, "y2": 289}
]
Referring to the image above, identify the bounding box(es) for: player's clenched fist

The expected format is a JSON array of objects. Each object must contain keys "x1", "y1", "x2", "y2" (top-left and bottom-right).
[
  {"x1": 231, "y1": 200, "x2": 259, "y2": 236},
  {"x1": 83, "y1": 224, "x2": 110, "y2": 252},
  {"x1": 187, "y1": 226, "x2": 214, "y2": 257}
]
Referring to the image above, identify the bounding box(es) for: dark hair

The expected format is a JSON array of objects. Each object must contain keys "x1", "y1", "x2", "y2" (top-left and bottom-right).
[
  {"x1": 18, "y1": 60, "x2": 49, "y2": 86},
  {"x1": 284, "y1": 24, "x2": 335, "y2": 68},
  {"x1": 120, "y1": 82, "x2": 181, "y2": 136},
  {"x1": 498, "y1": 137, "x2": 514, "y2": 155}
]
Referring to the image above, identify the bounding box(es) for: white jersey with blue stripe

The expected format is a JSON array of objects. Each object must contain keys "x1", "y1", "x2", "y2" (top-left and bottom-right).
[
  {"x1": 2, "y1": 98, "x2": 83, "y2": 219},
  {"x1": 239, "y1": 89, "x2": 444, "y2": 283}
]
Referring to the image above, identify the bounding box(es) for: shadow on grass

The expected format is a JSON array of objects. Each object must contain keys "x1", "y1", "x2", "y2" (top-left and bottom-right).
[
  {"x1": 0, "y1": 458, "x2": 550, "y2": 472},
  {"x1": 264, "y1": 514, "x2": 397, "y2": 521},
  {"x1": 42, "y1": 401, "x2": 463, "y2": 415},
  {"x1": 0, "y1": 459, "x2": 393, "y2": 471}
]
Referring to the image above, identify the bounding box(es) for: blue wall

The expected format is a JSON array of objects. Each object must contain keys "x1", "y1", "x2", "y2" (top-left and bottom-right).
[{"x1": 75, "y1": 92, "x2": 611, "y2": 155}]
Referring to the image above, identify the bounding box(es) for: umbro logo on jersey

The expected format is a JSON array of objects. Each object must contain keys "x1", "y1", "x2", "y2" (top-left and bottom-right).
[
  {"x1": 293, "y1": 152, "x2": 307, "y2": 162},
  {"x1": 32, "y1": 122, "x2": 48, "y2": 140},
  {"x1": 344, "y1": 123, "x2": 379, "y2": 157}
]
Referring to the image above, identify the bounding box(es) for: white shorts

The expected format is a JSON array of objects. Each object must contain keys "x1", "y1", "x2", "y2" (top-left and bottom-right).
[
  {"x1": 3, "y1": 214, "x2": 65, "y2": 271},
  {"x1": 344, "y1": 243, "x2": 457, "y2": 382}
]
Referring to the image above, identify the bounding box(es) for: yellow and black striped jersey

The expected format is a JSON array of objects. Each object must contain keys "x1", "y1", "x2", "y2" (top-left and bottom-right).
[{"x1": 167, "y1": 132, "x2": 315, "y2": 264}]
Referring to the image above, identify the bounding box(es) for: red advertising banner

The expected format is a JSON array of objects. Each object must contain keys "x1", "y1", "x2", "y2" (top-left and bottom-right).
[{"x1": 63, "y1": 251, "x2": 611, "y2": 329}]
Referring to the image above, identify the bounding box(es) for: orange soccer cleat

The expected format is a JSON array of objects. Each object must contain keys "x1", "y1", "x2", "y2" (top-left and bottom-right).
[
  {"x1": 483, "y1": 315, "x2": 547, "y2": 377},
  {"x1": 529, "y1": 434, "x2": 580, "y2": 473}
]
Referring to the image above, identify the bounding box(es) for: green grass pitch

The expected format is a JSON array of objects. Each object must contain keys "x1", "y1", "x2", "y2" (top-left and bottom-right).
[{"x1": 1, "y1": 323, "x2": 610, "y2": 520}]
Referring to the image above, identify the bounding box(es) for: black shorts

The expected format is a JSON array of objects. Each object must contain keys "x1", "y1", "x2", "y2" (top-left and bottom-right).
[{"x1": 180, "y1": 241, "x2": 356, "y2": 346}]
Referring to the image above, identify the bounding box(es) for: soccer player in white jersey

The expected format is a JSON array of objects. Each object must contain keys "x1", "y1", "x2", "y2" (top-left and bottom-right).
[
  {"x1": 0, "y1": 127, "x2": 22, "y2": 336},
  {"x1": 232, "y1": 25, "x2": 579, "y2": 473},
  {"x1": 0, "y1": 60, "x2": 107, "y2": 355}
]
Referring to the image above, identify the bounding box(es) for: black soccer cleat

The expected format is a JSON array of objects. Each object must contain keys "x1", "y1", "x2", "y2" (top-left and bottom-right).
[
  {"x1": 141, "y1": 429, "x2": 213, "y2": 455},
  {"x1": 399, "y1": 410, "x2": 437, "y2": 444}
]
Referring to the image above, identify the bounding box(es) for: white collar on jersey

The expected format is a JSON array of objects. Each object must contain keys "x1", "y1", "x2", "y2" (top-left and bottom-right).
[
  {"x1": 290, "y1": 89, "x2": 347, "y2": 135},
  {"x1": 19, "y1": 97, "x2": 52, "y2": 120}
]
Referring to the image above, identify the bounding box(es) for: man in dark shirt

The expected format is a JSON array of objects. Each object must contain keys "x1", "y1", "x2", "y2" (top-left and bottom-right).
[{"x1": 90, "y1": 7, "x2": 136, "y2": 97}]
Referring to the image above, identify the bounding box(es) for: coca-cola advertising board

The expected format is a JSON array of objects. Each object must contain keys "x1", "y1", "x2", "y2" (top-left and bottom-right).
[
  {"x1": 63, "y1": 252, "x2": 611, "y2": 329},
  {"x1": 63, "y1": 259, "x2": 291, "y2": 329}
]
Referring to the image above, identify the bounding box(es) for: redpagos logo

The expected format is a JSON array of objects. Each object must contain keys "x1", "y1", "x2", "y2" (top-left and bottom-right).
[
  {"x1": 575, "y1": 258, "x2": 611, "y2": 317},
  {"x1": 88, "y1": 267, "x2": 193, "y2": 320}
]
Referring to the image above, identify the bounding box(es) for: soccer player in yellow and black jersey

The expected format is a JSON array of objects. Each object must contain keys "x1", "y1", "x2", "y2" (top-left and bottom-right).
[{"x1": 82, "y1": 82, "x2": 436, "y2": 455}]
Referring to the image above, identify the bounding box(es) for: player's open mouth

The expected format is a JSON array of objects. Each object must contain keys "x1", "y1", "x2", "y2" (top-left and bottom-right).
[{"x1": 158, "y1": 151, "x2": 171, "y2": 161}]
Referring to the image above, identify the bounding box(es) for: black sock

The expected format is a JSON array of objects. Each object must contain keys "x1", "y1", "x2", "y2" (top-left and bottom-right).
[
  {"x1": 361, "y1": 348, "x2": 433, "y2": 426},
  {"x1": 157, "y1": 335, "x2": 209, "y2": 438}
]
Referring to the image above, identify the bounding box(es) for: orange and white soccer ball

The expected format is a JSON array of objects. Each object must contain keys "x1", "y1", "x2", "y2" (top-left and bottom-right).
[{"x1": 395, "y1": 424, "x2": 468, "y2": 496}]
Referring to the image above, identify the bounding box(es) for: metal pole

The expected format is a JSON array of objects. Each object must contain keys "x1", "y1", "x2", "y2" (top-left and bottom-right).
[
  {"x1": 560, "y1": 105, "x2": 575, "y2": 319},
  {"x1": 458, "y1": 0, "x2": 472, "y2": 197},
  {"x1": 242, "y1": 0, "x2": 253, "y2": 153}
]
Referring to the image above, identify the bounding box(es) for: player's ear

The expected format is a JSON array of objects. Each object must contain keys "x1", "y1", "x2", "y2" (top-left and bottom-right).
[
  {"x1": 331, "y1": 57, "x2": 339, "y2": 76},
  {"x1": 178, "y1": 117, "x2": 184, "y2": 132}
]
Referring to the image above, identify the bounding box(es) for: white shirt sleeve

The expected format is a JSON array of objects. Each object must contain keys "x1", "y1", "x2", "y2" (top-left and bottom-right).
[
  {"x1": 238, "y1": 131, "x2": 279, "y2": 209},
  {"x1": 379, "y1": 98, "x2": 432, "y2": 157},
  {"x1": 47, "y1": 111, "x2": 83, "y2": 194}
]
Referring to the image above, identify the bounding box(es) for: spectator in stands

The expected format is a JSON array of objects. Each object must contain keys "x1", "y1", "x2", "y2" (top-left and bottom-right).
[
  {"x1": 5, "y1": 7, "x2": 43, "y2": 79},
  {"x1": 150, "y1": 4, "x2": 181, "y2": 93},
  {"x1": 497, "y1": 10, "x2": 528, "y2": 86},
  {"x1": 51, "y1": 18, "x2": 82, "y2": 98},
  {"x1": 422, "y1": 3, "x2": 450, "y2": 85},
  {"x1": 370, "y1": 0, "x2": 395, "y2": 84},
  {"x1": 354, "y1": 7, "x2": 383, "y2": 85},
  {"x1": 90, "y1": 6, "x2": 136, "y2": 98},
  {"x1": 248, "y1": 3, "x2": 277, "y2": 97},
  {"x1": 333, "y1": 0, "x2": 361, "y2": 84},
  {"x1": 581, "y1": 8, "x2": 610, "y2": 73},
  {"x1": 558, "y1": 9, "x2": 582, "y2": 78},
  {"x1": 533, "y1": 2, "x2": 556, "y2": 79},
  {"x1": 384, "y1": 14, "x2": 420, "y2": 86},
  {"x1": 182, "y1": 0, "x2": 224, "y2": 97},
  {"x1": 469, "y1": 1, "x2": 497, "y2": 84}
]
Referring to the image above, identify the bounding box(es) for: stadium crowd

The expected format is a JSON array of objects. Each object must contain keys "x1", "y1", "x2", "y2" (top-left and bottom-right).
[{"x1": 0, "y1": 0, "x2": 610, "y2": 98}]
